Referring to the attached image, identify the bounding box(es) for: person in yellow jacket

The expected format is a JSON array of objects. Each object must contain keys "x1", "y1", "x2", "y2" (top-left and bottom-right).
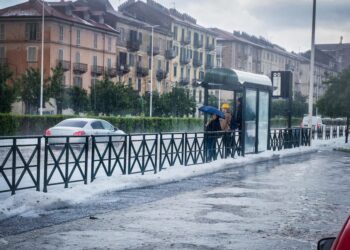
[{"x1": 220, "y1": 103, "x2": 233, "y2": 157}]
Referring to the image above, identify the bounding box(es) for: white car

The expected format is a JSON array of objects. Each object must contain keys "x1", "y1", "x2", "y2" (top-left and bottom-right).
[
  {"x1": 301, "y1": 116, "x2": 323, "y2": 128},
  {"x1": 45, "y1": 118, "x2": 126, "y2": 144}
]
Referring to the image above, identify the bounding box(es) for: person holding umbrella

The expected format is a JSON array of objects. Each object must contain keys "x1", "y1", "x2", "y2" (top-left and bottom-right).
[{"x1": 199, "y1": 105, "x2": 224, "y2": 162}]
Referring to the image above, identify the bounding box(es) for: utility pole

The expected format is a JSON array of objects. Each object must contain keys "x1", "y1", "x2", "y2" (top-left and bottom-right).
[
  {"x1": 308, "y1": 0, "x2": 316, "y2": 127},
  {"x1": 40, "y1": 0, "x2": 45, "y2": 115}
]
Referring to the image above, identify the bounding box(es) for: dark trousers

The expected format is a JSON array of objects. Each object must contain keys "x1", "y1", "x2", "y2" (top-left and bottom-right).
[{"x1": 206, "y1": 136, "x2": 217, "y2": 162}]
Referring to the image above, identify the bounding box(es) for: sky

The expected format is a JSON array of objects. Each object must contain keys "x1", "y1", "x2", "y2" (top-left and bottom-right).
[{"x1": 1, "y1": 0, "x2": 349, "y2": 53}]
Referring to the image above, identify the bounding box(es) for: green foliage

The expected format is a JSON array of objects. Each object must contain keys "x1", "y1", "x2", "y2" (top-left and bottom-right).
[
  {"x1": 64, "y1": 86, "x2": 89, "y2": 114},
  {"x1": 272, "y1": 92, "x2": 308, "y2": 118},
  {"x1": 0, "y1": 113, "x2": 203, "y2": 135},
  {"x1": 318, "y1": 67, "x2": 350, "y2": 118},
  {"x1": 208, "y1": 94, "x2": 218, "y2": 107},
  {"x1": 47, "y1": 65, "x2": 65, "y2": 114},
  {"x1": 0, "y1": 64, "x2": 16, "y2": 113},
  {"x1": 19, "y1": 68, "x2": 48, "y2": 114}
]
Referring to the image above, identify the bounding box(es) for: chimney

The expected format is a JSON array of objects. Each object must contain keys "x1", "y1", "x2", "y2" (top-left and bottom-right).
[{"x1": 340, "y1": 36, "x2": 343, "y2": 44}]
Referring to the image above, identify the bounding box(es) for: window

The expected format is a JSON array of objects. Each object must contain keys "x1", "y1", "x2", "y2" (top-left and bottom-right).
[
  {"x1": 25, "y1": 23, "x2": 39, "y2": 41},
  {"x1": 91, "y1": 121, "x2": 104, "y2": 130},
  {"x1": 129, "y1": 53, "x2": 135, "y2": 66},
  {"x1": 73, "y1": 76, "x2": 82, "y2": 88},
  {"x1": 173, "y1": 65, "x2": 177, "y2": 77},
  {"x1": 107, "y1": 58, "x2": 112, "y2": 69},
  {"x1": 101, "y1": 120, "x2": 114, "y2": 130},
  {"x1": 180, "y1": 67, "x2": 184, "y2": 78},
  {"x1": 157, "y1": 60, "x2": 161, "y2": 70},
  {"x1": 148, "y1": 57, "x2": 151, "y2": 69},
  {"x1": 59, "y1": 25, "x2": 64, "y2": 41},
  {"x1": 94, "y1": 33, "x2": 98, "y2": 49},
  {"x1": 128, "y1": 78, "x2": 132, "y2": 87},
  {"x1": 166, "y1": 61, "x2": 169, "y2": 72},
  {"x1": 108, "y1": 37, "x2": 112, "y2": 52},
  {"x1": 137, "y1": 78, "x2": 141, "y2": 91},
  {"x1": 194, "y1": 69, "x2": 197, "y2": 79},
  {"x1": 57, "y1": 120, "x2": 87, "y2": 128},
  {"x1": 93, "y1": 55, "x2": 97, "y2": 66},
  {"x1": 173, "y1": 26, "x2": 178, "y2": 40},
  {"x1": 0, "y1": 47, "x2": 5, "y2": 59},
  {"x1": 75, "y1": 52, "x2": 80, "y2": 63},
  {"x1": 199, "y1": 90, "x2": 202, "y2": 103},
  {"x1": 0, "y1": 24, "x2": 5, "y2": 40},
  {"x1": 76, "y1": 29, "x2": 81, "y2": 46},
  {"x1": 58, "y1": 49, "x2": 63, "y2": 60},
  {"x1": 27, "y1": 47, "x2": 37, "y2": 62}
]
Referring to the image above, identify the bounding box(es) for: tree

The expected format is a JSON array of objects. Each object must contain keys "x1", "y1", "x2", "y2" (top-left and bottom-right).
[
  {"x1": 19, "y1": 68, "x2": 47, "y2": 114},
  {"x1": 0, "y1": 64, "x2": 17, "y2": 113},
  {"x1": 48, "y1": 65, "x2": 65, "y2": 114},
  {"x1": 90, "y1": 75, "x2": 116, "y2": 116},
  {"x1": 317, "y1": 67, "x2": 350, "y2": 142},
  {"x1": 64, "y1": 86, "x2": 89, "y2": 115}
]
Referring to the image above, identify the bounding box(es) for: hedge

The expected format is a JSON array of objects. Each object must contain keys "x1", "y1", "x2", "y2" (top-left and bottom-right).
[
  {"x1": 0, "y1": 114, "x2": 203, "y2": 136},
  {"x1": 0, "y1": 113, "x2": 305, "y2": 136}
]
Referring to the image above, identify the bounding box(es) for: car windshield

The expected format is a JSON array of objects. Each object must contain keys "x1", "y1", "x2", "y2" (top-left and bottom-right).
[{"x1": 56, "y1": 120, "x2": 87, "y2": 128}]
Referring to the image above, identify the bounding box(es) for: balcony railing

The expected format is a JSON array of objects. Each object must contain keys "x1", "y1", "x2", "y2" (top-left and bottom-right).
[
  {"x1": 206, "y1": 43, "x2": 215, "y2": 51},
  {"x1": 180, "y1": 57, "x2": 191, "y2": 65},
  {"x1": 127, "y1": 39, "x2": 141, "y2": 52},
  {"x1": 165, "y1": 49, "x2": 177, "y2": 60},
  {"x1": 106, "y1": 67, "x2": 117, "y2": 78},
  {"x1": 117, "y1": 64, "x2": 130, "y2": 75},
  {"x1": 56, "y1": 60, "x2": 71, "y2": 71},
  {"x1": 137, "y1": 65, "x2": 149, "y2": 77},
  {"x1": 73, "y1": 63, "x2": 88, "y2": 74},
  {"x1": 156, "y1": 69, "x2": 168, "y2": 81},
  {"x1": 181, "y1": 36, "x2": 191, "y2": 45},
  {"x1": 194, "y1": 39, "x2": 203, "y2": 49},
  {"x1": 179, "y1": 77, "x2": 190, "y2": 86},
  {"x1": 193, "y1": 57, "x2": 203, "y2": 68},
  {"x1": 147, "y1": 46, "x2": 160, "y2": 56},
  {"x1": 91, "y1": 65, "x2": 104, "y2": 76}
]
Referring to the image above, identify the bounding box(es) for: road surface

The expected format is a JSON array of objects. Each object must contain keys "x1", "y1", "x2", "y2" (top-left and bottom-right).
[{"x1": 1, "y1": 149, "x2": 350, "y2": 249}]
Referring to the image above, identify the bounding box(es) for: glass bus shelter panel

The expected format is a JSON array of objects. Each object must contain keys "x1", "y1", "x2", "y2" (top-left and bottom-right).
[
  {"x1": 258, "y1": 91, "x2": 269, "y2": 152},
  {"x1": 245, "y1": 89, "x2": 257, "y2": 153}
]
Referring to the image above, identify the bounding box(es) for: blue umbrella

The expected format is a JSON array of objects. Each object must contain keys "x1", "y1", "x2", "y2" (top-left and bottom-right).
[{"x1": 199, "y1": 105, "x2": 225, "y2": 119}]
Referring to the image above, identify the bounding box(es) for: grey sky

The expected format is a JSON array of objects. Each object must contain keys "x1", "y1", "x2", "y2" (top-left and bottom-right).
[{"x1": 1, "y1": 0, "x2": 349, "y2": 52}]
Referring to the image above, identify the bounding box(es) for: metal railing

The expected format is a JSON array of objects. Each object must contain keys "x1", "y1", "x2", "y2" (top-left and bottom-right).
[{"x1": 2, "y1": 127, "x2": 332, "y2": 195}]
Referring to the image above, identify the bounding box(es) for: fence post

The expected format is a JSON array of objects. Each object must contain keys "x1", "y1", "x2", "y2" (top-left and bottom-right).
[
  {"x1": 65, "y1": 137, "x2": 69, "y2": 188},
  {"x1": 108, "y1": 135, "x2": 112, "y2": 176},
  {"x1": 91, "y1": 136, "x2": 95, "y2": 182},
  {"x1": 36, "y1": 137, "x2": 41, "y2": 191},
  {"x1": 184, "y1": 133, "x2": 188, "y2": 166},
  {"x1": 141, "y1": 134, "x2": 145, "y2": 175},
  {"x1": 11, "y1": 138, "x2": 16, "y2": 195},
  {"x1": 84, "y1": 136, "x2": 89, "y2": 184},
  {"x1": 43, "y1": 137, "x2": 48, "y2": 193},
  {"x1": 154, "y1": 134, "x2": 158, "y2": 174}
]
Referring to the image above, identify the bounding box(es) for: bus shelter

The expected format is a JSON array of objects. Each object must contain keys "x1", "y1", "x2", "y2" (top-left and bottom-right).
[{"x1": 202, "y1": 68, "x2": 272, "y2": 154}]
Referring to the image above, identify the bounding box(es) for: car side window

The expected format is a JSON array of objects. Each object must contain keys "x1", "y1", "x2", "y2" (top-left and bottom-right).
[
  {"x1": 91, "y1": 121, "x2": 104, "y2": 130},
  {"x1": 101, "y1": 121, "x2": 114, "y2": 131}
]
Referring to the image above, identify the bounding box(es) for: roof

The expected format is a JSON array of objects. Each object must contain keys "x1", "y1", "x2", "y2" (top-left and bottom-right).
[
  {"x1": 203, "y1": 68, "x2": 272, "y2": 91},
  {"x1": 0, "y1": 0, "x2": 119, "y2": 34}
]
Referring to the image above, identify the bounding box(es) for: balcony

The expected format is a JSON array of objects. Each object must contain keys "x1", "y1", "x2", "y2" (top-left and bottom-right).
[
  {"x1": 165, "y1": 49, "x2": 177, "y2": 60},
  {"x1": 56, "y1": 60, "x2": 71, "y2": 71},
  {"x1": 137, "y1": 65, "x2": 149, "y2": 77},
  {"x1": 193, "y1": 57, "x2": 203, "y2": 68},
  {"x1": 180, "y1": 56, "x2": 191, "y2": 65},
  {"x1": 147, "y1": 46, "x2": 160, "y2": 56},
  {"x1": 194, "y1": 40, "x2": 203, "y2": 49},
  {"x1": 206, "y1": 43, "x2": 215, "y2": 51},
  {"x1": 117, "y1": 64, "x2": 130, "y2": 75},
  {"x1": 91, "y1": 65, "x2": 104, "y2": 76},
  {"x1": 127, "y1": 39, "x2": 141, "y2": 52},
  {"x1": 192, "y1": 79, "x2": 202, "y2": 87},
  {"x1": 179, "y1": 77, "x2": 190, "y2": 86},
  {"x1": 106, "y1": 67, "x2": 117, "y2": 78},
  {"x1": 73, "y1": 63, "x2": 88, "y2": 74},
  {"x1": 156, "y1": 69, "x2": 168, "y2": 81},
  {"x1": 181, "y1": 36, "x2": 191, "y2": 46}
]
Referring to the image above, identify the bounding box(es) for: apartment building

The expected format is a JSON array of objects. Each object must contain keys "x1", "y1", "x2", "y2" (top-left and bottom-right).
[
  {"x1": 0, "y1": 0, "x2": 120, "y2": 94},
  {"x1": 298, "y1": 49, "x2": 338, "y2": 103},
  {"x1": 118, "y1": 0, "x2": 217, "y2": 106}
]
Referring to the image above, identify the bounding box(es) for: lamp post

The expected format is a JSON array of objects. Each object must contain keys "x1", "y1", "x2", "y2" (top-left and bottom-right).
[
  {"x1": 39, "y1": 0, "x2": 45, "y2": 115},
  {"x1": 308, "y1": 0, "x2": 316, "y2": 127},
  {"x1": 144, "y1": 24, "x2": 159, "y2": 117}
]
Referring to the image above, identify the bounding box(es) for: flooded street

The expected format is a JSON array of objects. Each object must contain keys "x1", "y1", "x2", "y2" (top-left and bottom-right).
[{"x1": 2, "y1": 149, "x2": 350, "y2": 249}]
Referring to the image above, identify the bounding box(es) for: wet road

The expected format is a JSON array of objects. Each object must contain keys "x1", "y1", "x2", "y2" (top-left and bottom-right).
[{"x1": 1, "y1": 149, "x2": 350, "y2": 249}]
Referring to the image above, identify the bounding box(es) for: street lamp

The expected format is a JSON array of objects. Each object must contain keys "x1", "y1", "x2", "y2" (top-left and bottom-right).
[
  {"x1": 144, "y1": 24, "x2": 160, "y2": 117},
  {"x1": 39, "y1": 0, "x2": 45, "y2": 115},
  {"x1": 308, "y1": 0, "x2": 316, "y2": 127}
]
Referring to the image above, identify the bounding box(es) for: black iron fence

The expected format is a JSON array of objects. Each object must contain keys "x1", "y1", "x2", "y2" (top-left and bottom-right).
[{"x1": 3, "y1": 126, "x2": 344, "y2": 195}]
